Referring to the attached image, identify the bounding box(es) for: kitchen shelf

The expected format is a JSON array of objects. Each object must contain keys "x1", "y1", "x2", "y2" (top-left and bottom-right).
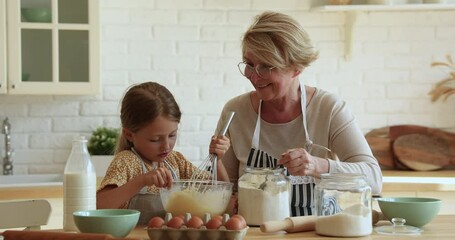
[
  {"x1": 310, "y1": 3, "x2": 455, "y2": 60},
  {"x1": 312, "y1": 4, "x2": 455, "y2": 12}
]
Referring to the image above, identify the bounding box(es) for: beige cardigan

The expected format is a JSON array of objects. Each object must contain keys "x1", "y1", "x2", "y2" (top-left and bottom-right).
[{"x1": 215, "y1": 88, "x2": 383, "y2": 195}]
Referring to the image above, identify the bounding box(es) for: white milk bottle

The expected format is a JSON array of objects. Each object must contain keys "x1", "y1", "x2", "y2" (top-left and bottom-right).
[{"x1": 63, "y1": 136, "x2": 97, "y2": 231}]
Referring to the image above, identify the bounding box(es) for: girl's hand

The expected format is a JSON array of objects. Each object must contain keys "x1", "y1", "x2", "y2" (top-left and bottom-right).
[
  {"x1": 144, "y1": 167, "x2": 173, "y2": 188},
  {"x1": 209, "y1": 135, "x2": 230, "y2": 159},
  {"x1": 278, "y1": 148, "x2": 317, "y2": 176}
]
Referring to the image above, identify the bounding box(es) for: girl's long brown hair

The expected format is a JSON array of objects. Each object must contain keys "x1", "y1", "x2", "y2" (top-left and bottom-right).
[{"x1": 115, "y1": 82, "x2": 181, "y2": 153}]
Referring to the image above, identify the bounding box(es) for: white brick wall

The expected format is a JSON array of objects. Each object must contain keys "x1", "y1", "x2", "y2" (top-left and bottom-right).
[{"x1": 1, "y1": 0, "x2": 455, "y2": 174}]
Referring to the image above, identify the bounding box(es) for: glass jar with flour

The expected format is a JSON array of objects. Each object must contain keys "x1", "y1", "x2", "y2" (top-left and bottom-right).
[
  {"x1": 238, "y1": 167, "x2": 290, "y2": 226},
  {"x1": 314, "y1": 173, "x2": 372, "y2": 237}
]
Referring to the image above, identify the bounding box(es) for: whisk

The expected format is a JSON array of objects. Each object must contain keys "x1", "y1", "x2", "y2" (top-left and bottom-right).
[{"x1": 189, "y1": 111, "x2": 235, "y2": 184}]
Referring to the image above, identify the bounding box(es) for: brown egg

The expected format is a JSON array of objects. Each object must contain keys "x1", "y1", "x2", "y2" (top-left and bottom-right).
[
  {"x1": 230, "y1": 214, "x2": 247, "y2": 228},
  {"x1": 167, "y1": 216, "x2": 184, "y2": 229},
  {"x1": 225, "y1": 217, "x2": 243, "y2": 230},
  {"x1": 147, "y1": 216, "x2": 165, "y2": 228},
  {"x1": 205, "y1": 218, "x2": 222, "y2": 229},
  {"x1": 186, "y1": 216, "x2": 204, "y2": 229},
  {"x1": 212, "y1": 215, "x2": 223, "y2": 222}
]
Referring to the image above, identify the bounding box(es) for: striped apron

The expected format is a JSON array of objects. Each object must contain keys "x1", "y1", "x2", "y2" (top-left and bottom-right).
[
  {"x1": 246, "y1": 82, "x2": 331, "y2": 216},
  {"x1": 128, "y1": 148, "x2": 178, "y2": 225}
]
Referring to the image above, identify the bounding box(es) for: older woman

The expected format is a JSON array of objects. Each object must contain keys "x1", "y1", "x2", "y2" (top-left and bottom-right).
[{"x1": 215, "y1": 11, "x2": 382, "y2": 217}]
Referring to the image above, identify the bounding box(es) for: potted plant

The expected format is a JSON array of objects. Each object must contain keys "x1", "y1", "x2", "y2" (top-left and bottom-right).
[
  {"x1": 428, "y1": 54, "x2": 455, "y2": 102},
  {"x1": 88, "y1": 127, "x2": 119, "y2": 156},
  {"x1": 88, "y1": 127, "x2": 119, "y2": 176}
]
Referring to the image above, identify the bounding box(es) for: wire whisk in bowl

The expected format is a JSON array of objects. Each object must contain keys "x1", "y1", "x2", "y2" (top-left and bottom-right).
[{"x1": 188, "y1": 111, "x2": 235, "y2": 189}]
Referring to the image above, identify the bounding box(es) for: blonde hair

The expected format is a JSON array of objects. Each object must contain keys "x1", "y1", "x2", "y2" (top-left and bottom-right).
[
  {"x1": 242, "y1": 11, "x2": 319, "y2": 71},
  {"x1": 115, "y1": 82, "x2": 181, "y2": 153}
]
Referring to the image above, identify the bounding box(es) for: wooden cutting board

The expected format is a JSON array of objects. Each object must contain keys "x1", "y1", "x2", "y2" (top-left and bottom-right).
[
  {"x1": 365, "y1": 127, "x2": 405, "y2": 169},
  {"x1": 390, "y1": 125, "x2": 455, "y2": 143},
  {"x1": 393, "y1": 133, "x2": 453, "y2": 171},
  {"x1": 366, "y1": 125, "x2": 455, "y2": 171},
  {"x1": 365, "y1": 134, "x2": 395, "y2": 169},
  {"x1": 1, "y1": 230, "x2": 137, "y2": 240}
]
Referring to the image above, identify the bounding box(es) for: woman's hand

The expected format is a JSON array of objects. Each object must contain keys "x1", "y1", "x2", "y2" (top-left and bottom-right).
[
  {"x1": 278, "y1": 148, "x2": 328, "y2": 177},
  {"x1": 209, "y1": 135, "x2": 230, "y2": 159},
  {"x1": 143, "y1": 167, "x2": 173, "y2": 188}
]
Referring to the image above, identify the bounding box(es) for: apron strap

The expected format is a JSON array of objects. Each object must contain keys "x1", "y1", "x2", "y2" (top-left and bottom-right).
[
  {"x1": 300, "y1": 82, "x2": 311, "y2": 150},
  {"x1": 252, "y1": 100, "x2": 262, "y2": 149},
  {"x1": 131, "y1": 147, "x2": 178, "y2": 193},
  {"x1": 300, "y1": 83, "x2": 331, "y2": 153},
  {"x1": 252, "y1": 81, "x2": 314, "y2": 151}
]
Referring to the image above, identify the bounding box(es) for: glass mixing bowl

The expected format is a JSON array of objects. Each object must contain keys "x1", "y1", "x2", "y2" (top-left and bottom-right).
[{"x1": 160, "y1": 180, "x2": 233, "y2": 218}]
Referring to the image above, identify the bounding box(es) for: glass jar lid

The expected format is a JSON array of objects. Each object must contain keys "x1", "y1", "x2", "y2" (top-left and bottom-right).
[{"x1": 375, "y1": 218, "x2": 423, "y2": 236}]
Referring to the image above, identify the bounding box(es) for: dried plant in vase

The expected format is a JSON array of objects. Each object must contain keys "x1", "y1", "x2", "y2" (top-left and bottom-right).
[{"x1": 428, "y1": 54, "x2": 455, "y2": 102}]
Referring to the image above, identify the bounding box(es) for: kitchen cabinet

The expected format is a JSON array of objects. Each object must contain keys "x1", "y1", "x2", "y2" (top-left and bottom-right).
[
  {"x1": 0, "y1": 0, "x2": 6, "y2": 91},
  {"x1": 311, "y1": 3, "x2": 455, "y2": 60},
  {"x1": 0, "y1": 0, "x2": 99, "y2": 95}
]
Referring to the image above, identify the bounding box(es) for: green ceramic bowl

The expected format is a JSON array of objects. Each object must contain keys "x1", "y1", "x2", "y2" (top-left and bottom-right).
[
  {"x1": 73, "y1": 209, "x2": 140, "y2": 238},
  {"x1": 21, "y1": 7, "x2": 52, "y2": 23},
  {"x1": 377, "y1": 197, "x2": 441, "y2": 227}
]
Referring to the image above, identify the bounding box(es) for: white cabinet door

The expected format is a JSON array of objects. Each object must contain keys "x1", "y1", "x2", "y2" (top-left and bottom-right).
[
  {"x1": 4, "y1": 0, "x2": 99, "y2": 95},
  {"x1": 0, "y1": 0, "x2": 6, "y2": 94}
]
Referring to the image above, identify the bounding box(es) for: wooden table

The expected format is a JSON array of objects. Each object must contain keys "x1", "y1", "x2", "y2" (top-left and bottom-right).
[{"x1": 127, "y1": 215, "x2": 455, "y2": 239}]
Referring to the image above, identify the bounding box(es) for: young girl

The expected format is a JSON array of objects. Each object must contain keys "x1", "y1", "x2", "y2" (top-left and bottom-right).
[{"x1": 97, "y1": 82, "x2": 230, "y2": 224}]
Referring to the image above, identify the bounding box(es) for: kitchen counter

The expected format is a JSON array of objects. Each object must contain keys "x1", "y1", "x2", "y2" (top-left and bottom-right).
[
  {"x1": 382, "y1": 170, "x2": 455, "y2": 178},
  {"x1": 1, "y1": 170, "x2": 454, "y2": 230},
  {"x1": 382, "y1": 170, "x2": 455, "y2": 191},
  {"x1": 126, "y1": 215, "x2": 455, "y2": 239},
  {"x1": 1, "y1": 171, "x2": 453, "y2": 200},
  {"x1": 2, "y1": 215, "x2": 453, "y2": 239}
]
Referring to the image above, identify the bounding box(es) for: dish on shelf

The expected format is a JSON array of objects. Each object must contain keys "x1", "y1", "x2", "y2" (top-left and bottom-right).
[
  {"x1": 423, "y1": 0, "x2": 447, "y2": 3},
  {"x1": 367, "y1": 0, "x2": 407, "y2": 4},
  {"x1": 21, "y1": 7, "x2": 51, "y2": 23},
  {"x1": 330, "y1": 0, "x2": 352, "y2": 4}
]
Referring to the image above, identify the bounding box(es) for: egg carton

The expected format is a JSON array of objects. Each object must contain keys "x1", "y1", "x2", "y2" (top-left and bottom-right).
[{"x1": 146, "y1": 213, "x2": 248, "y2": 240}]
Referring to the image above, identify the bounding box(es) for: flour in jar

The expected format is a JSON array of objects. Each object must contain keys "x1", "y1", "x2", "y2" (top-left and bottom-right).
[
  {"x1": 315, "y1": 204, "x2": 372, "y2": 237},
  {"x1": 238, "y1": 182, "x2": 290, "y2": 226}
]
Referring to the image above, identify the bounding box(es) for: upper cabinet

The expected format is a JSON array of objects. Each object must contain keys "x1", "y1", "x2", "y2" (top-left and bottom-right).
[
  {"x1": 0, "y1": 0, "x2": 99, "y2": 95},
  {"x1": 0, "y1": 0, "x2": 6, "y2": 92}
]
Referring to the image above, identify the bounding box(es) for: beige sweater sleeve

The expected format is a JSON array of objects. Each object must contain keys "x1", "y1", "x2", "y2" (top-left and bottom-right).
[{"x1": 216, "y1": 88, "x2": 383, "y2": 195}]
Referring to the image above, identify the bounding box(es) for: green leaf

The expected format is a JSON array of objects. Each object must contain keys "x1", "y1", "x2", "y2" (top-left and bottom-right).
[{"x1": 88, "y1": 127, "x2": 120, "y2": 155}]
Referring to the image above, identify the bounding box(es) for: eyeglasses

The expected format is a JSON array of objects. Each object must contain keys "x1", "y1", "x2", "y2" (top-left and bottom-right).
[{"x1": 237, "y1": 62, "x2": 276, "y2": 79}]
